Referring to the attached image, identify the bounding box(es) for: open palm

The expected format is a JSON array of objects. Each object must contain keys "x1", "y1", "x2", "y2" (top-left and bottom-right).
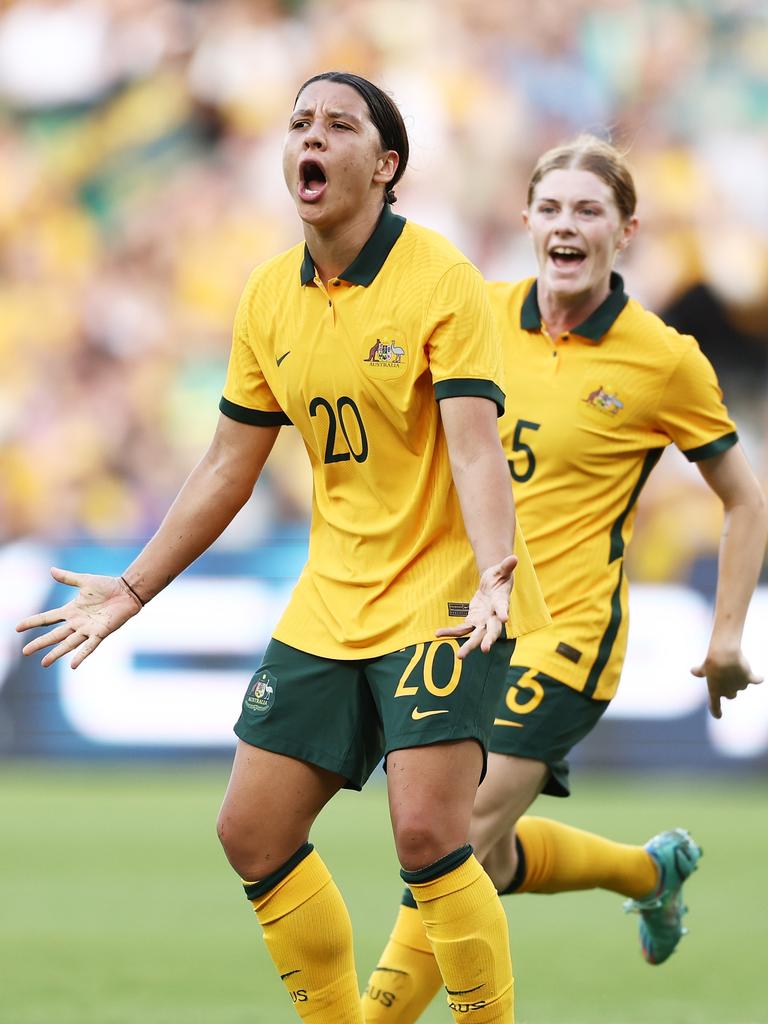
[{"x1": 17, "y1": 566, "x2": 141, "y2": 669}]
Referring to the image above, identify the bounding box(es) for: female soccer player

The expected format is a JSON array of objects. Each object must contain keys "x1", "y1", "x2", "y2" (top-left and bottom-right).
[
  {"x1": 363, "y1": 136, "x2": 767, "y2": 1023},
  {"x1": 17, "y1": 73, "x2": 550, "y2": 1024}
]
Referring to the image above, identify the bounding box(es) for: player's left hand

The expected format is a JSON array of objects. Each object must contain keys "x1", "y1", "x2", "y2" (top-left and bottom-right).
[
  {"x1": 690, "y1": 649, "x2": 763, "y2": 719},
  {"x1": 436, "y1": 554, "x2": 518, "y2": 659}
]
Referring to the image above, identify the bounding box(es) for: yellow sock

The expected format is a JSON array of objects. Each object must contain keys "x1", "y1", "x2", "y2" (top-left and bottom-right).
[
  {"x1": 514, "y1": 817, "x2": 657, "y2": 899},
  {"x1": 361, "y1": 897, "x2": 442, "y2": 1022},
  {"x1": 404, "y1": 847, "x2": 514, "y2": 1024},
  {"x1": 246, "y1": 844, "x2": 363, "y2": 1023}
]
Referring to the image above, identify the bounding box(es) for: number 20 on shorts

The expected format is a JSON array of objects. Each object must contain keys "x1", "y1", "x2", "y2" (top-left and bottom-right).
[{"x1": 394, "y1": 640, "x2": 463, "y2": 699}]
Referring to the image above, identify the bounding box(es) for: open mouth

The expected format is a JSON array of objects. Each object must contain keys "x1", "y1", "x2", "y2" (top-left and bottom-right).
[
  {"x1": 549, "y1": 245, "x2": 586, "y2": 269},
  {"x1": 298, "y1": 160, "x2": 327, "y2": 201}
]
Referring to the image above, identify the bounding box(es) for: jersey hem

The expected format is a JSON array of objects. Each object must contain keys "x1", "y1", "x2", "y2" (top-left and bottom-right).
[
  {"x1": 510, "y1": 649, "x2": 621, "y2": 701},
  {"x1": 271, "y1": 611, "x2": 550, "y2": 661},
  {"x1": 270, "y1": 626, "x2": 459, "y2": 661}
]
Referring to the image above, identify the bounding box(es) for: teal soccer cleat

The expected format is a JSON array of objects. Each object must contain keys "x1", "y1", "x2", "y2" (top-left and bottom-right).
[{"x1": 623, "y1": 828, "x2": 703, "y2": 965}]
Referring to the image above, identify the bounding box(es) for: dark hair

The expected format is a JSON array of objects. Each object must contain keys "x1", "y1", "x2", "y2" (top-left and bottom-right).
[
  {"x1": 527, "y1": 135, "x2": 637, "y2": 221},
  {"x1": 294, "y1": 71, "x2": 409, "y2": 205}
]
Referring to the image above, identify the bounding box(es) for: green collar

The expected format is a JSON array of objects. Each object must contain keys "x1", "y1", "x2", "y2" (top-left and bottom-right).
[
  {"x1": 300, "y1": 203, "x2": 407, "y2": 287},
  {"x1": 520, "y1": 272, "x2": 629, "y2": 342}
]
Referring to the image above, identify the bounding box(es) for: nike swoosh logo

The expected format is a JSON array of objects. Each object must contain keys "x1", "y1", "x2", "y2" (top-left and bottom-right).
[
  {"x1": 411, "y1": 707, "x2": 449, "y2": 720},
  {"x1": 276, "y1": 350, "x2": 291, "y2": 366},
  {"x1": 446, "y1": 985, "x2": 483, "y2": 995},
  {"x1": 280, "y1": 969, "x2": 301, "y2": 980},
  {"x1": 493, "y1": 718, "x2": 523, "y2": 728}
]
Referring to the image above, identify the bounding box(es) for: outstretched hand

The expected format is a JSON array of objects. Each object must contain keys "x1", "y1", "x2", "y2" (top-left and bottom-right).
[
  {"x1": 691, "y1": 648, "x2": 763, "y2": 719},
  {"x1": 436, "y1": 554, "x2": 518, "y2": 659},
  {"x1": 16, "y1": 567, "x2": 142, "y2": 669}
]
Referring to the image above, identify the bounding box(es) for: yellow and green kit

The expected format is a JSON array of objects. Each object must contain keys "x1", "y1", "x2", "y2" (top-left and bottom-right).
[
  {"x1": 487, "y1": 273, "x2": 736, "y2": 781},
  {"x1": 221, "y1": 206, "x2": 550, "y2": 784},
  {"x1": 222, "y1": 205, "x2": 550, "y2": 661}
]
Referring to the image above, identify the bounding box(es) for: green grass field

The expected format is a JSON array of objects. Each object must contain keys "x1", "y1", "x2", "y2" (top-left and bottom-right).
[{"x1": 2, "y1": 764, "x2": 766, "y2": 1024}]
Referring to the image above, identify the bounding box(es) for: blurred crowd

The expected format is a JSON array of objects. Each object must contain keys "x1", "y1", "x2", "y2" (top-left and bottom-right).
[{"x1": 1, "y1": 0, "x2": 766, "y2": 582}]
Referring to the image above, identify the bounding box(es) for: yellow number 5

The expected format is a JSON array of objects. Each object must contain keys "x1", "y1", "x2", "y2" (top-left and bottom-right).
[{"x1": 504, "y1": 670, "x2": 544, "y2": 715}]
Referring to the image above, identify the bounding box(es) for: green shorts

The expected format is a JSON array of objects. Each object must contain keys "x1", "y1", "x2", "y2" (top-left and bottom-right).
[
  {"x1": 490, "y1": 666, "x2": 609, "y2": 797},
  {"x1": 234, "y1": 635, "x2": 514, "y2": 791}
]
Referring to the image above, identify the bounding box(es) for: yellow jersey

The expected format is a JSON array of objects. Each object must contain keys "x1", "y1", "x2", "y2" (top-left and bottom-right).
[
  {"x1": 221, "y1": 205, "x2": 550, "y2": 658},
  {"x1": 490, "y1": 273, "x2": 737, "y2": 700}
]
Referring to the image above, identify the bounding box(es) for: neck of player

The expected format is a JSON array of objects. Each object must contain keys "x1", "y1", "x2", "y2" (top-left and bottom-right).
[
  {"x1": 303, "y1": 199, "x2": 385, "y2": 285},
  {"x1": 537, "y1": 276, "x2": 611, "y2": 337}
]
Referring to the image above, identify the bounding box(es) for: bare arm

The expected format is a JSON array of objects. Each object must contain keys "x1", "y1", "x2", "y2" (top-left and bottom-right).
[
  {"x1": 122, "y1": 415, "x2": 279, "y2": 601},
  {"x1": 17, "y1": 415, "x2": 280, "y2": 667},
  {"x1": 690, "y1": 443, "x2": 768, "y2": 718},
  {"x1": 436, "y1": 395, "x2": 517, "y2": 658}
]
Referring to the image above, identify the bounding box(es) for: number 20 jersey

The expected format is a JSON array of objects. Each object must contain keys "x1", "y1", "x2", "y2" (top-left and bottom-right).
[{"x1": 220, "y1": 206, "x2": 550, "y2": 659}]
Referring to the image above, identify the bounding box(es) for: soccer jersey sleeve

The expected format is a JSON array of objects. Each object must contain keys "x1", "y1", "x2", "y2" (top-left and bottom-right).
[
  {"x1": 657, "y1": 341, "x2": 737, "y2": 461},
  {"x1": 220, "y1": 278, "x2": 291, "y2": 426},
  {"x1": 426, "y1": 263, "x2": 506, "y2": 415}
]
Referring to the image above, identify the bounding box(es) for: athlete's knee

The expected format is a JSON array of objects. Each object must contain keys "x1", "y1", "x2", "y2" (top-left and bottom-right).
[
  {"x1": 216, "y1": 809, "x2": 250, "y2": 876},
  {"x1": 393, "y1": 816, "x2": 460, "y2": 872},
  {"x1": 468, "y1": 799, "x2": 522, "y2": 889},
  {"x1": 479, "y1": 833, "x2": 520, "y2": 891},
  {"x1": 468, "y1": 802, "x2": 507, "y2": 862},
  {"x1": 216, "y1": 808, "x2": 275, "y2": 880}
]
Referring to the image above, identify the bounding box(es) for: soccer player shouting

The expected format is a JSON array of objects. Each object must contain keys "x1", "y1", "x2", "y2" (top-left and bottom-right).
[
  {"x1": 17, "y1": 73, "x2": 551, "y2": 1024},
  {"x1": 363, "y1": 136, "x2": 767, "y2": 1023}
]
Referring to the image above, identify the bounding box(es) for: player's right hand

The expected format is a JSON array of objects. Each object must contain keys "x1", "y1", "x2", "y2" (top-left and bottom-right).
[{"x1": 16, "y1": 566, "x2": 142, "y2": 669}]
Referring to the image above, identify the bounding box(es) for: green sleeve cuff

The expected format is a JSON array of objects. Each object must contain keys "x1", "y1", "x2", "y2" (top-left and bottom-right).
[
  {"x1": 219, "y1": 396, "x2": 292, "y2": 427},
  {"x1": 434, "y1": 378, "x2": 505, "y2": 416},
  {"x1": 683, "y1": 431, "x2": 738, "y2": 462}
]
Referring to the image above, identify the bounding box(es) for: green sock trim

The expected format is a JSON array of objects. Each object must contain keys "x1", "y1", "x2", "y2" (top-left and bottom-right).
[
  {"x1": 242, "y1": 842, "x2": 314, "y2": 900},
  {"x1": 400, "y1": 886, "x2": 418, "y2": 909},
  {"x1": 400, "y1": 844, "x2": 473, "y2": 885},
  {"x1": 499, "y1": 836, "x2": 526, "y2": 895}
]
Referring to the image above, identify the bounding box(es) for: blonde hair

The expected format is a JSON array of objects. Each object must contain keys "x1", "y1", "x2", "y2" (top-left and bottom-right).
[{"x1": 527, "y1": 135, "x2": 637, "y2": 221}]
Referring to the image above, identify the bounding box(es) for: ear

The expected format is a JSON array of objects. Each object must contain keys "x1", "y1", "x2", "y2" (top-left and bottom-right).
[
  {"x1": 373, "y1": 150, "x2": 399, "y2": 187},
  {"x1": 617, "y1": 215, "x2": 639, "y2": 251},
  {"x1": 522, "y1": 209, "x2": 531, "y2": 234}
]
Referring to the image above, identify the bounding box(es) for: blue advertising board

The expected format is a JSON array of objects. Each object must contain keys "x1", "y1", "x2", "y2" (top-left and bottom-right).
[{"x1": 2, "y1": 540, "x2": 767, "y2": 772}]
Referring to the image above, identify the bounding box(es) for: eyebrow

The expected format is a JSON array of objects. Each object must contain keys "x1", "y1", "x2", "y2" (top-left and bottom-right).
[
  {"x1": 291, "y1": 107, "x2": 364, "y2": 126},
  {"x1": 537, "y1": 196, "x2": 606, "y2": 206}
]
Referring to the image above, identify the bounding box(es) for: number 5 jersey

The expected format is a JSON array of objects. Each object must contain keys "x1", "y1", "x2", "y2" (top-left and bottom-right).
[{"x1": 489, "y1": 274, "x2": 737, "y2": 701}]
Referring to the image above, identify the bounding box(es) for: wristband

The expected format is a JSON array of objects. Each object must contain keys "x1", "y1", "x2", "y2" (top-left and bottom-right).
[{"x1": 120, "y1": 576, "x2": 145, "y2": 608}]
